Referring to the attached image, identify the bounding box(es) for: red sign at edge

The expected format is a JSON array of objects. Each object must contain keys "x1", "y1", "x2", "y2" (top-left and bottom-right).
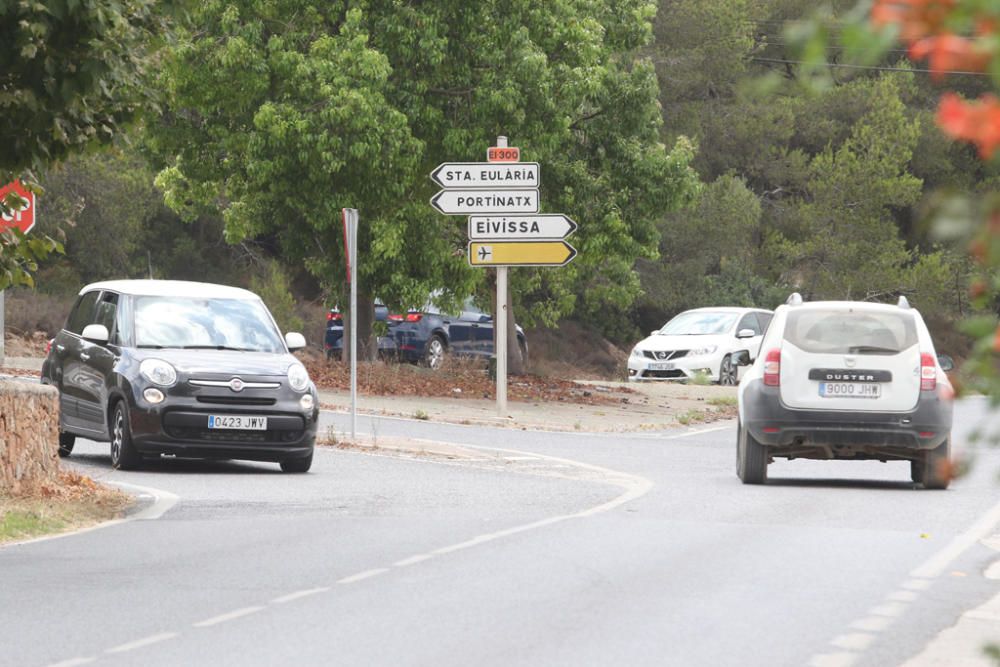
[{"x1": 0, "y1": 181, "x2": 36, "y2": 234}]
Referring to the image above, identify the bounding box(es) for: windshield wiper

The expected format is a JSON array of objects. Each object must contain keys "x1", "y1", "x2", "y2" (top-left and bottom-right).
[
  {"x1": 180, "y1": 345, "x2": 254, "y2": 351},
  {"x1": 848, "y1": 345, "x2": 899, "y2": 355},
  {"x1": 137, "y1": 344, "x2": 167, "y2": 349}
]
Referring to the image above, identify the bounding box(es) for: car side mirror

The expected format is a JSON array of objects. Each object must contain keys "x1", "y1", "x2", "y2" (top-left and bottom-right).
[
  {"x1": 733, "y1": 350, "x2": 752, "y2": 366},
  {"x1": 285, "y1": 332, "x2": 307, "y2": 351},
  {"x1": 736, "y1": 328, "x2": 756, "y2": 339},
  {"x1": 937, "y1": 354, "x2": 954, "y2": 372},
  {"x1": 480, "y1": 314, "x2": 492, "y2": 323},
  {"x1": 81, "y1": 323, "x2": 109, "y2": 344}
]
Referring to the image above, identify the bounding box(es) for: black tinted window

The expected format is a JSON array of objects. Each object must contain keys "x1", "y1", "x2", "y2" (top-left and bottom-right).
[
  {"x1": 94, "y1": 293, "x2": 120, "y2": 342},
  {"x1": 65, "y1": 291, "x2": 100, "y2": 335},
  {"x1": 737, "y1": 313, "x2": 762, "y2": 335},
  {"x1": 784, "y1": 309, "x2": 918, "y2": 354}
]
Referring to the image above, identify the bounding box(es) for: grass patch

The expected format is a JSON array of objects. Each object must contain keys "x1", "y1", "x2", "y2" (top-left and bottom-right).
[
  {"x1": 689, "y1": 372, "x2": 713, "y2": 386},
  {"x1": 413, "y1": 409, "x2": 429, "y2": 420},
  {"x1": 676, "y1": 409, "x2": 707, "y2": 426},
  {"x1": 0, "y1": 471, "x2": 131, "y2": 545},
  {"x1": 707, "y1": 396, "x2": 738, "y2": 408}
]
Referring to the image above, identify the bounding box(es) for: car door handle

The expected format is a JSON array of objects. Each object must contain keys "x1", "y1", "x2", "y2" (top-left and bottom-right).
[
  {"x1": 56, "y1": 344, "x2": 65, "y2": 353},
  {"x1": 80, "y1": 352, "x2": 90, "y2": 361}
]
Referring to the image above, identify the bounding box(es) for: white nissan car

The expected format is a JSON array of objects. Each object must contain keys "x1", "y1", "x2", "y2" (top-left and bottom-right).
[
  {"x1": 627, "y1": 307, "x2": 774, "y2": 385},
  {"x1": 735, "y1": 294, "x2": 954, "y2": 488}
]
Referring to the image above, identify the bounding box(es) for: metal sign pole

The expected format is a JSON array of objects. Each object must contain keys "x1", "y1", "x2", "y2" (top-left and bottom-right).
[
  {"x1": 343, "y1": 208, "x2": 359, "y2": 441},
  {"x1": 495, "y1": 136, "x2": 508, "y2": 417}
]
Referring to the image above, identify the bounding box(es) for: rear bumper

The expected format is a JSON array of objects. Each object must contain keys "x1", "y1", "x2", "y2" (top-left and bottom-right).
[{"x1": 741, "y1": 379, "x2": 952, "y2": 456}]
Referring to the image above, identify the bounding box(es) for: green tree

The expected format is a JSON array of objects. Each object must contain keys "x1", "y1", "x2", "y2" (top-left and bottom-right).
[
  {"x1": 149, "y1": 0, "x2": 699, "y2": 365},
  {"x1": 0, "y1": 0, "x2": 177, "y2": 288}
]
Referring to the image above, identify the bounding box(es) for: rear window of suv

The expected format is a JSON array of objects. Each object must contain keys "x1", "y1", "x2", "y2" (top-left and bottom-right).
[{"x1": 783, "y1": 309, "x2": 918, "y2": 355}]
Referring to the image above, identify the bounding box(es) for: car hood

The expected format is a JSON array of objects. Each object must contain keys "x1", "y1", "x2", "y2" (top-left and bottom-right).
[
  {"x1": 135, "y1": 348, "x2": 299, "y2": 376},
  {"x1": 634, "y1": 333, "x2": 729, "y2": 352}
]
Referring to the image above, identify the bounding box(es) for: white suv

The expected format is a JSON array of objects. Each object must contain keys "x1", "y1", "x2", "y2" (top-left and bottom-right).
[{"x1": 735, "y1": 294, "x2": 954, "y2": 488}]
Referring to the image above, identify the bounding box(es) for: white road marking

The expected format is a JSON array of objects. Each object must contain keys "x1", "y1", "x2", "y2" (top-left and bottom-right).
[
  {"x1": 338, "y1": 568, "x2": 389, "y2": 584},
  {"x1": 105, "y1": 632, "x2": 177, "y2": 653},
  {"x1": 271, "y1": 587, "x2": 330, "y2": 604},
  {"x1": 193, "y1": 606, "x2": 265, "y2": 627},
  {"x1": 910, "y1": 496, "x2": 1000, "y2": 578},
  {"x1": 888, "y1": 590, "x2": 919, "y2": 602},
  {"x1": 830, "y1": 633, "x2": 876, "y2": 651},
  {"x1": 902, "y1": 578, "x2": 932, "y2": 591},
  {"x1": 504, "y1": 456, "x2": 539, "y2": 461},
  {"x1": 869, "y1": 601, "x2": 908, "y2": 617},
  {"x1": 808, "y1": 652, "x2": 858, "y2": 667},
  {"x1": 394, "y1": 554, "x2": 434, "y2": 567},
  {"x1": 45, "y1": 658, "x2": 96, "y2": 667},
  {"x1": 850, "y1": 616, "x2": 893, "y2": 632}
]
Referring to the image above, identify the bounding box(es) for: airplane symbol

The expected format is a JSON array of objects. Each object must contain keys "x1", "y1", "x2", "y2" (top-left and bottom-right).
[{"x1": 478, "y1": 245, "x2": 493, "y2": 261}]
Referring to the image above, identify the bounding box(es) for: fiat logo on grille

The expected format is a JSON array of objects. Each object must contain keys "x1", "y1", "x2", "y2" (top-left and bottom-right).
[{"x1": 229, "y1": 378, "x2": 245, "y2": 392}]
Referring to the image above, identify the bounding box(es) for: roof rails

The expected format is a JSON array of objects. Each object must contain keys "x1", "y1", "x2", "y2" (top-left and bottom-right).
[
  {"x1": 786, "y1": 292, "x2": 803, "y2": 306},
  {"x1": 897, "y1": 295, "x2": 911, "y2": 309}
]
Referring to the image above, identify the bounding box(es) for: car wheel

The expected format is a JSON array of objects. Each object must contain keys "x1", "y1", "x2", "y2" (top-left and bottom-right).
[
  {"x1": 280, "y1": 453, "x2": 313, "y2": 473},
  {"x1": 58, "y1": 431, "x2": 75, "y2": 458},
  {"x1": 422, "y1": 335, "x2": 446, "y2": 370},
  {"x1": 110, "y1": 401, "x2": 142, "y2": 471},
  {"x1": 921, "y1": 438, "x2": 951, "y2": 490},
  {"x1": 736, "y1": 420, "x2": 768, "y2": 484},
  {"x1": 718, "y1": 354, "x2": 738, "y2": 386}
]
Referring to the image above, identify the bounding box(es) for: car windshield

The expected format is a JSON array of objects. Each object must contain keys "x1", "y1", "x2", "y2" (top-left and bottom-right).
[
  {"x1": 784, "y1": 309, "x2": 918, "y2": 354},
  {"x1": 658, "y1": 311, "x2": 738, "y2": 336},
  {"x1": 134, "y1": 296, "x2": 284, "y2": 352}
]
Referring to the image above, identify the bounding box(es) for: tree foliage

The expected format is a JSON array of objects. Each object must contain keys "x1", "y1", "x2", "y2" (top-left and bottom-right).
[
  {"x1": 0, "y1": 0, "x2": 177, "y2": 289},
  {"x1": 148, "y1": 0, "x2": 699, "y2": 352}
]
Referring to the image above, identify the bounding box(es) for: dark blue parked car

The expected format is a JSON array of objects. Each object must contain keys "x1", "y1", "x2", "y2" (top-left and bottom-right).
[{"x1": 325, "y1": 297, "x2": 527, "y2": 370}]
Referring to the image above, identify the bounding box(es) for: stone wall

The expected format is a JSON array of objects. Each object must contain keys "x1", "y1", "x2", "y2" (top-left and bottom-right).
[{"x1": 0, "y1": 381, "x2": 60, "y2": 494}]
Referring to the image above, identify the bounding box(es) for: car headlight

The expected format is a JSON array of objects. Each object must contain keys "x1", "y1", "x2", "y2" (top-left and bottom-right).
[
  {"x1": 631, "y1": 348, "x2": 643, "y2": 359},
  {"x1": 287, "y1": 363, "x2": 310, "y2": 392},
  {"x1": 139, "y1": 359, "x2": 177, "y2": 387},
  {"x1": 690, "y1": 345, "x2": 718, "y2": 357}
]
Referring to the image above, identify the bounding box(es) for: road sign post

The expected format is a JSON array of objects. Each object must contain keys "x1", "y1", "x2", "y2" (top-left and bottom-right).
[
  {"x1": 342, "y1": 208, "x2": 359, "y2": 440},
  {"x1": 428, "y1": 137, "x2": 578, "y2": 417}
]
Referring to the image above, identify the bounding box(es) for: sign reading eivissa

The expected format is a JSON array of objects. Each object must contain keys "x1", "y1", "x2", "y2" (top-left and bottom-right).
[{"x1": 468, "y1": 214, "x2": 577, "y2": 241}]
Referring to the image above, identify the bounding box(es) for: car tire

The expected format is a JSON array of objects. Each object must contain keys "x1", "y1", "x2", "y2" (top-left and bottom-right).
[
  {"x1": 736, "y1": 420, "x2": 768, "y2": 484},
  {"x1": 58, "y1": 431, "x2": 75, "y2": 458},
  {"x1": 110, "y1": 401, "x2": 142, "y2": 471},
  {"x1": 422, "y1": 335, "x2": 446, "y2": 370},
  {"x1": 921, "y1": 438, "x2": 951, "y2": 490},
  {"x1": 280, "y1": 452, "x2": 313, "y2": 473},
  {"x1": 718, "y1": 354, "x2": 738, "y2": 386}
]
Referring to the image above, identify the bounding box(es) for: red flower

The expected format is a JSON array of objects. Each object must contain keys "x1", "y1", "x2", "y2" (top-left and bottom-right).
[
  {"x1": 909, "y1": 34, "x2": 990, "y2": 79},
  {"x1": 937, "y1": 93, "x2": 1000, "y2": 159}
]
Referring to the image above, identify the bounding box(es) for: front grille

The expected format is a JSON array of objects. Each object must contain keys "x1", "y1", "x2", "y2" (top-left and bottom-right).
[
  {"x1": 643, "y1": 350, "x2": 689, "y2": 360},
  {"x1": 195, "y1": 395, "x2": 277, "y2": 406},
  {"x1": 643, "y1": 369, "x2": 686, "y2": 379},
  {"x1": 164, "y1": 427, "x2": 304, "y2": 443}
]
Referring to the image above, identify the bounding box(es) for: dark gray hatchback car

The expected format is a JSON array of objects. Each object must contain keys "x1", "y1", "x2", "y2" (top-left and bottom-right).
[{"x1": 41, "y1": 280, "x2": 319, "y2": 472}]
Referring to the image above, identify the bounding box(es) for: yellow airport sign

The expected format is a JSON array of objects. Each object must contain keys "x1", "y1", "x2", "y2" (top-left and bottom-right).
[{"x1": 468, "y1": 241, "x2": 577, "y2": 267}]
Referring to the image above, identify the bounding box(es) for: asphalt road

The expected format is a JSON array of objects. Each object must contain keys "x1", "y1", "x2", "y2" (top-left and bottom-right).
[{"x1": 2, "y1": 398, "x2": 1000, "y2": 667}]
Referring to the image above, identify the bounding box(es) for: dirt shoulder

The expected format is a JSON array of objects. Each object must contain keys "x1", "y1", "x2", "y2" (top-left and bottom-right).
[
  {"x1": 0, "y1": 471, "x2": 132, "y2": 546},
  {"x1": 318, "y1": 380, "x2": 737, "y2": 432}
]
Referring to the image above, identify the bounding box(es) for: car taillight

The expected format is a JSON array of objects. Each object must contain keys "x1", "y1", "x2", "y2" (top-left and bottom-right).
[
  {"x1": 388, "y1": 314, "x2": 404, "y2": 322},
  {"x1": 45, "y1": 338, "x2": 53, "y2": 355},
  {"x1": 406, "y1": 313, "x2": 422, "y2": 323},
  {"x1": 327, "y1": 312, "x2": 341, "y2": 321},
  {"x1": 763, "y1": 349, "x2": 781, "y2": 386},
  {"x1": 920, "y1": 352, "x2": 936, "y2": 391}
]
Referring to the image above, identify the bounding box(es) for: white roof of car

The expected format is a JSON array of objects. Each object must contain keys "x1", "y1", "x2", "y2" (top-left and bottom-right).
[
  {"x1": 80, "y1": 280, "x2": 259, "y2": 300},
  {"x1": 681, "y1": 306, "x2": 772, "y2": 314},
  {"x1": 789, "y1": 300, "x2": 917, "y2": 314}
]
